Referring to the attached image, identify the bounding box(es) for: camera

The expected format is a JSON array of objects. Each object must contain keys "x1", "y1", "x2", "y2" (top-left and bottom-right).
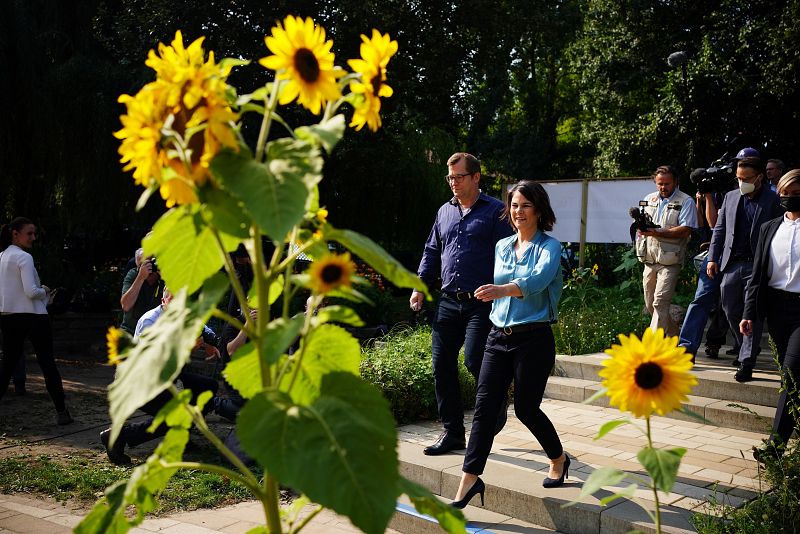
[
  {"x1": 690, "y1": 151, "x2": 739, "y2": 194},
  {"x1": 628, "y1": 203, "x2": 660, "y2": 242},
  {"x1": 148, "y1": 257, "x2": 159, "y2": 274}
]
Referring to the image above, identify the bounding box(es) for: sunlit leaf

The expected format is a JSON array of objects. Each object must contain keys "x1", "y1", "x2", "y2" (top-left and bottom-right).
[
  {"x1": 237, "y1": 373, "x2": 399, "y2": 534},
  {"x1": 295, "y1": 114, "x2": 346, "y2": 154},
  {"x1": 398, "y1": 477, "x2": 467, "y2": 534},
  {"x1": 638, "y1": 446, "x2": 685, "y2": 493}
]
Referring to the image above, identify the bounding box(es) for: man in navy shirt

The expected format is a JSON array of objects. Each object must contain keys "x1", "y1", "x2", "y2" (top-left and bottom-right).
[{"x1": 411, "y1": 152, "x2": 513, "y2": 455}]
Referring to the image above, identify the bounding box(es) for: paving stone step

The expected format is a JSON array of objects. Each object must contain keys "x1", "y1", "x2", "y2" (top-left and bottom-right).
[
  {"x1": 545, "y1": 376, "x2": 776, "y2": 434},
  {"x1": 391, "y1": 496, "x2": 562, "y2": 533},
  {"x1": 398, "y1": 398, "x2": 767, "y2": 534},
  {"x1": 554, "y1": 353, "x2": 782, "y2": 408}
]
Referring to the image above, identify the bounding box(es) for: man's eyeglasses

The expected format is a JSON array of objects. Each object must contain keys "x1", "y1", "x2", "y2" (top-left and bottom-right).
[{"x1": 444, "y1": 172, "x2": 473, "y2": 184}]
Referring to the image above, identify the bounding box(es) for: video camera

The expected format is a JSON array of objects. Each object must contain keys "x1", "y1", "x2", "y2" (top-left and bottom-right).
[
  {"x1": 689, "y1": 148, "x2": 747, "y2": 194},
  {"x1": 628, "y1": 203, "x2": 660, "y2": 242}
]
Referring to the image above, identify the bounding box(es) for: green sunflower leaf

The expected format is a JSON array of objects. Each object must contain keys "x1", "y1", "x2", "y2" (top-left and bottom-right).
[
  {"x1": 398, "y1": 477, "x2": 467, "y2": 534},
  {"x1": 574, "y1": 466, "x2": 628, "y2": 501},
  {"x1": 278, "y1": 324, "x2": 361, "y2": 405},
  {"x1": 637, "y1": 446, "x2": 686, "y2": 493},
  {"x1": 312, "y1": 305, "x2": 364, "y2": 327},
  {"x1": 211, "y1": 148, "x2": 309, "y2": 241},
  {"x1": 144, "y1": 205, "x2": 239, "y2": 294},
  {"x1": 594, "y1": 418, "x2": 630, "y2": 440},
  {"x1": 237, "y1": 373, "x2": 399, "y2": 534},
  {"x1": 295, "y1": 114, "x2": 346, "y2": 154}
]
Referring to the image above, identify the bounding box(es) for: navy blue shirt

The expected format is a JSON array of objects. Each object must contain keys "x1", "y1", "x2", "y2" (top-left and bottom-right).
[
  {"x1": 732, "y1": 188, "x2": 763, "y2": 258},
  {"x1": 417, "y1": 192, "x2": 513, "y2": 293}
]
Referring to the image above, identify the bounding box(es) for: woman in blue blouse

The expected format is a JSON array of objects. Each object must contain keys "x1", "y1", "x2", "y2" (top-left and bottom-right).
[{"x1": 452, "y1": 181, "x2": 567, "y2": 508}]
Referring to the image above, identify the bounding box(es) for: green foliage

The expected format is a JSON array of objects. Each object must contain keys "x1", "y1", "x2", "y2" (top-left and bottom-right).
[
  {"x1": 360, "y1": 324, "x2": 477, "y2": 424},
  {"x1": 554, "y1": 287, "x2": 650, "y2": 354},
  {"x1": 0, "y1": 454, "x2": 253, "y2": 512}
]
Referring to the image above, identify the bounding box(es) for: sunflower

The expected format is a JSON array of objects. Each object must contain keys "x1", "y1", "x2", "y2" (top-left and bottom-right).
[
  {"x1": 599, "y1": 328, "x2": 696, "y2": 418},
  {"x1": 347, "y1": 30, "x2": 398, "y2": 131},
  {"x1": 308, "y1": 253, "x2": 355, "y2": 294},
  {"x1": 115, "y1": 31, "x2": 239, "y2": 207},
  {"x1": 106, "y1": 327, "x2": 133, "y2": 365},
  {"x1": 260, "y1": 16, "x2": 344, "y2": 115}
]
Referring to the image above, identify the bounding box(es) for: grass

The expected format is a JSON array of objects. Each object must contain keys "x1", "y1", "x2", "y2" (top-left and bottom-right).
[{"x1": 0, "y1": 451, "x2": 256, "y2": 514}]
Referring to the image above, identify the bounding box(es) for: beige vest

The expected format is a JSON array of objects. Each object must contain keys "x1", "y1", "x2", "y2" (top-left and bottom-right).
[{"x1": 635, "y1": 189, "x2": 691, "y2": 265}]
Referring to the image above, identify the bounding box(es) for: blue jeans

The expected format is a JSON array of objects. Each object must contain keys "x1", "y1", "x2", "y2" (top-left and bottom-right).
[
  {"x1": 431, "y1": 294, "x2": 492, "y2": 437},
  {"x1": 679, "y1": 256, "x2": 722, "y2": 355}
]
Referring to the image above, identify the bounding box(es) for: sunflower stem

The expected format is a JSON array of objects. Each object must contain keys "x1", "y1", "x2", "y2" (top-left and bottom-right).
[
  {"x1": 255, "y1": 79, "x2": 282, "y2": 162},
  {"x1": 646, "y1": 417, "x2": 663, "y2": 534}
]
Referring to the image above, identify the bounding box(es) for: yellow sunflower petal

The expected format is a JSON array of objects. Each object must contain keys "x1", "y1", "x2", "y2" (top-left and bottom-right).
[{"x1": 599, "y1": 328, "x2": 696, "y2": 418}]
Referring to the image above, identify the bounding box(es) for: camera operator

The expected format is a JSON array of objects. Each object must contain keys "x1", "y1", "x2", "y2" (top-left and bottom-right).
[
  {"x1": 635, "y1": 165, "x2": 698, "y2": 336},
  {"x1": 119, "y1": 248, "x2": 164, "y2": 335}
]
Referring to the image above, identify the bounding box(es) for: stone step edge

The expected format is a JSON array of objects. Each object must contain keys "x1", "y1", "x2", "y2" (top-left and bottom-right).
[
  {"x1": 552, "y1": 355, "x2": 781, "y2": 410},
  {"x1": 397, "y1": 447, "x2": 700, "y2": 534},
  {"x1": 391, "y1": 501, "x2": 498, "y2": 534},
  {"x1": 545, "y1": 376, "x2": 776, "y2": 434}
]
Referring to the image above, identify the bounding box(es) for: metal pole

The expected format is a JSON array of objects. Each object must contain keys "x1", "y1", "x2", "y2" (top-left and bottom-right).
[{"x1": 578, "y1": 178, "x2": 589, "y2": 268}]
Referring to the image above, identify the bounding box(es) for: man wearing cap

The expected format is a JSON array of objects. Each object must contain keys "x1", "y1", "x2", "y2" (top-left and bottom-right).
[
  {"x1": 410, "y1": 152, "x2": 513, "y2": 455},
  {"x1": 636, "y1": 165, "x2": 698, "y2": 336},
  {"x1": 766, "y1": 159, "x2": 786, "y2": 192},
  {"x1": 707, "y1": 153, "x2": 782, "y2": 382}
]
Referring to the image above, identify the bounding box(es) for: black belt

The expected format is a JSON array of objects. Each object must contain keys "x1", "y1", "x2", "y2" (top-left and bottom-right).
[
  {"x1": 443, "y1": 291, "x2": 476, "y2": 301},
  {"x1": 731, "y1": 255, "x2": 753, "y2": 263},
  {"x1": 494, "y1": 323, "x2": 549, "y2": 335},
  {"x1": 768, "y1": 287, "x2": 800, "y2": 300}
]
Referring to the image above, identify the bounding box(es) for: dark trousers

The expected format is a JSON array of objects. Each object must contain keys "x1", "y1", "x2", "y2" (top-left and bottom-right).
[
  {"x1": 122, "y1": 372, "x2": 218, "y2": 447},
  {"x1": 720, "y1": 262, "x2": 763, "y2": 367},
  {"x1": 463, "y1": 326, "x2": 563, "y2": 475},
  {"x1": 765, "y1": 291, "x2": 800, "y2": 447},
  {"x1": 431, "y1": 294, "x2": 492, "y2": 437},
  {"x1": 0, "y1": 314, "x2": 66, "y2": 411}
]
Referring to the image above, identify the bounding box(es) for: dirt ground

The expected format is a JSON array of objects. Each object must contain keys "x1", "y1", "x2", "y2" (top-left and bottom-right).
[{"x1": 0, "y1": 353, "x2": 237, "y2": 484}]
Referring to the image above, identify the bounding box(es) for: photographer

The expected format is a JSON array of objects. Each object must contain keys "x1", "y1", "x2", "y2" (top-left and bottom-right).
[
  {"x1": 635, "y1": 165, "x2": 697, "y2": 336},
  {"x1": 119, "y1": 248, "x2": 164, "y2": 335}
]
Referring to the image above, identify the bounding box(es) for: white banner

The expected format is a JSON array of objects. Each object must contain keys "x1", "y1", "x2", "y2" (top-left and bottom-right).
[{"x1": 534, "y1": 179, "x2": 656, "y2": 243}]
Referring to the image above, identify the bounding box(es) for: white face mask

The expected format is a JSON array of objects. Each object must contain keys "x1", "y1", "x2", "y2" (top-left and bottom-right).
[{"x1": 738, "y1": 179, "x2": 755, "y2": 195}]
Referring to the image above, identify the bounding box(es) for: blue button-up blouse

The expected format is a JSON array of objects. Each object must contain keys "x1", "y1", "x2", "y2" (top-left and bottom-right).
[{"x1": 489, "y1": 231, "x2": 562, "y2": 328}]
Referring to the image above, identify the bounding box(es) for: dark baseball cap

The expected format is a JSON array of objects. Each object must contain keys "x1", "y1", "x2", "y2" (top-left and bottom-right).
[{"x1": 734, "y1": 147, "x2": 760, "y2": 160}]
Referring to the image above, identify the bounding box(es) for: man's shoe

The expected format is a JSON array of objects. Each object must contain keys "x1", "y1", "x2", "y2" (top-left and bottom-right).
[
  {"x1": 494, "y1": 397, "x2": 509, "y2": 435},
  {"x1": 731, "y1": 358, "x2": 741, "y2": 368},
  {"x1": 100, "y1": 428, "x2": 132, "y2": 465},
  {"x1": 704, "y1": 346, "x2": 719, "y2": 359},
  {"x1": 726, "y1": 348, "x2": 739, "y2": 356},
  {"x1": 423, "y1": 432, "x2": 466, "y2": 456},
  {"x1": 735, "y1": 367, "x2": 754, "y2": 383},
  {"x1": 56, "y1": 409, "x2": 73, "y2": 425}
]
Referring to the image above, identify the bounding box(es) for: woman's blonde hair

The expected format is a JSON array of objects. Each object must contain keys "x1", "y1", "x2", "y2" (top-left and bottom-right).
[{"x1": 777, "y1": 169, "x2": 800, "y2": 195}]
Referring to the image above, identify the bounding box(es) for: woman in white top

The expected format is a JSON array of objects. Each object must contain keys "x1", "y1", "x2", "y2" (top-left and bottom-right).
[
  {"x1": 741, "y1": 170, "x2": 800, "y2": 459},
  {"x1": 0, "y1": 217, "x2": 72, "y2": 425}
]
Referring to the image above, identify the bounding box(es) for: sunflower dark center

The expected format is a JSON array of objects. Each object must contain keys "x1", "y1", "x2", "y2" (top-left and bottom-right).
[
  {"x1": 634, "y1": 362, "x2": 663, "y2": 390},
  {"x1": 370, "y1": 70, "x2": 384, "y2": 95},
  {"x1": 294, "y1": 48, "x2": 320, "y2": 83},
  {"x1": 321, "y1": 264, "x2": 343, "y2": 284}
]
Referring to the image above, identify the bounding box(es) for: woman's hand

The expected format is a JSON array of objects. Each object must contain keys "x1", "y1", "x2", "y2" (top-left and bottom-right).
[{"x1": 474, "y1": 284, "x2": 504, "y2": 302}]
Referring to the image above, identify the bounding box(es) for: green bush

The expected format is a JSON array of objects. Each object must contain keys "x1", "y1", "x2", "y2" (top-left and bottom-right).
[
  {"x1": 360, "y1": 324, "x2": 476, "y2": 424},
  {"x1": 554, "y1": 288, "x2": 650, "y2": 354}
]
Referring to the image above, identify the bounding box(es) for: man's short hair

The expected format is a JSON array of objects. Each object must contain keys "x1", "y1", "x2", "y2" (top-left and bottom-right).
[
  {"x1": 653, "y1": 165, "x2": 678, "y2": 182},
  {"x1": 447, "y1": 152, "x2": 481, "y2": 174},
  {"x1": 737, "y1": 157, "x2": 765, "y2": 174},
  {"x1": 777, "y1": 169, "x2": 800, "y2": 194},
  {"x1": 767, "y1": 158, "x2": 786, "y2": 173}
]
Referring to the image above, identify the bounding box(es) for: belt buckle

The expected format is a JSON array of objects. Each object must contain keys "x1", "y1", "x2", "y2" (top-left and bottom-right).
[{"x1": 503, "y1": 326, "x2": 513, "y2": 335}]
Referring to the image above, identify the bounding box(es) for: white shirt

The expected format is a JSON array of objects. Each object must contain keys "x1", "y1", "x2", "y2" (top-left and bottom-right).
[
  {"x1": 768, "y1": 214, "x2": 800, "y2": 293},
  {"x1": 0, "y1": 245, "x2": 48, "y2": 314}
]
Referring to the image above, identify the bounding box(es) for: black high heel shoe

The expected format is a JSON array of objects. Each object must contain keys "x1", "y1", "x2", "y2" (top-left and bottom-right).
[
  {"x1": 542, "y1": 453, "x2": 570, "y2": 488},
  {"x1": 451, "y1": 477, "x2": 485, "y2": 509}
]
